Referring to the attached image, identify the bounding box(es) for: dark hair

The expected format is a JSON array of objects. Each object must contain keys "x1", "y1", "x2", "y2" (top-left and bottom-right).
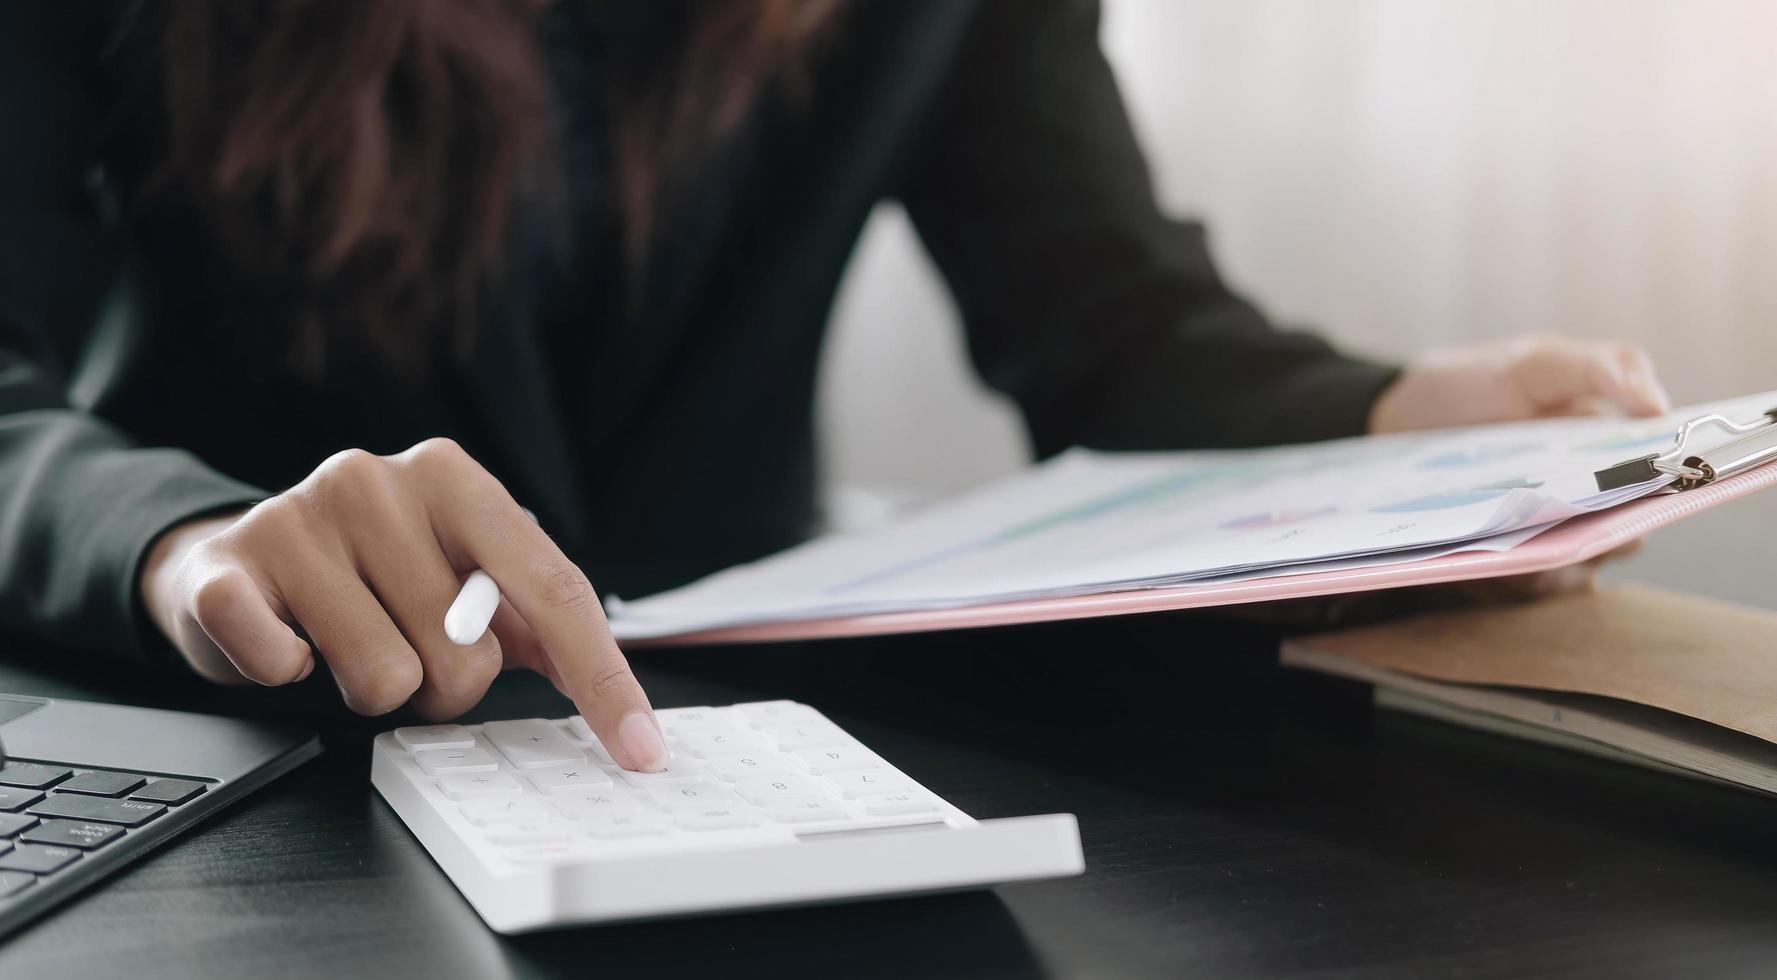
[{"x1": 155, "y1": 0, "x2": 838, "y2": 373}]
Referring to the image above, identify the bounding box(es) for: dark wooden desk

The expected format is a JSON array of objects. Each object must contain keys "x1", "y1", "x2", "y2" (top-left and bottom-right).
[{"x1": 0, "y1": 491, "x2": 1772, "y2": 979}]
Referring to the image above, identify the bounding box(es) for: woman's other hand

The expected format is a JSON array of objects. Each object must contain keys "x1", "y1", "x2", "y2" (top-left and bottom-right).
[
  {"x1": 138, "y1": 439, "x2": 669, "y2": 771},
  {"x1": 1363, "y1": 334, "x2": 1667, "y2": 610},
  {"x1": 1369, "y1": 335, "x2": 1671, "y2": 434}
]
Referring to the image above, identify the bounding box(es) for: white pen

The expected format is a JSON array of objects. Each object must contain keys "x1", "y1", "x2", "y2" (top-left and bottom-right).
[
  {"x1": 446, "y1": 507, "x2": 541, "y2": 645},
  {"x1": 444, "y1": 569, "x2": 501, "y2": 645}
]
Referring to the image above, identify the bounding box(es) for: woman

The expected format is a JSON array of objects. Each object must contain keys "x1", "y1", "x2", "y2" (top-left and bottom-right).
[{"x1": 1, "y1": 1, "x2": 1668, "y2": 773}]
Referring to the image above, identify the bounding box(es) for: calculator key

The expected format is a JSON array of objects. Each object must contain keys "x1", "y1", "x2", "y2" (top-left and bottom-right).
[
  {"x1": 527, "y1": 767, "x2": 614, "y2": 795},
  {"x1": 0, "y1": 788, "x2": 43, "y2": 812},
  {"x1": 858, "y1": 791, "x2": 938, "y2": 816},
  {"x1": 654, "y1": 707, "x2": 733, "y2": 732},
  {"x1": 0, "y1": 844, "x2": 80, "y2": 874},
  {"x1": 436, "y1": 771, "x2": 522, "y2": 800},
  {"x1": 0, "y1": 871, "x2": 33, "y2": 898},
  {"x1": 0, "y1": 812, "x2": 37, "y2": 837},
  {"x1": 414, "y1": 747, "x2": 499, "y2": 775},
  {"x1": 57, "y1": 771, "x2": 147, "y2": 798},
  {"x1": 675, "y1": 729, "x2": 766, "y2": 758},
  {"x1": 29, "y1": 794, "x2": 165, "y2": 827},
  {"x1": 734, "y1": 700, "x2": 826, "y2": 727},
  {"x1": 766, "y1": 800, "x2": 852, "y2": 823},
  {"x1": 734, "y1": 775, "x2": 827, "y2": 806},
  {"x1": 703, "y1": 754, "x2": 796, "y2": 781},
  {"x1": 643, "y1": 785, "x2": 744, "y2": 812},
  {"x1": 675, "y1": 807, "x2": 757, "y2": 831},
  {"x1": 616, "y1": 759, "x2": 704, "y2": 788},
  {"x1": 394, "y1": 725, "x2": 476, "y2": 751},
  {"x1": 552, "y1": 790, "x2": 639, "y2": 818},
  {"x1": 458, "y1": 797, "x2": 550, "y2": 826},
  {"x1": 790, "y1": 745, "x2": 883, "y2": 775},
  {"x1": 21, "y1": 819, "x2": 123, "y2": 850},
  {"x1": 826, "y1": 769, "x2": 914, "y2": 798},
  {"x1": 481, "y1": 719, "x2": 583, "y2": 770},
  {"x1": 762, "y1": 723, "x2": 849, "y2": 750},
  {"x1": 581, "y1": 812, "x2": 667, "y2": 839},
  {"x1": 130, "y1": 779, "x2": 207, "y2": 806},
  {"x1": 0, "y1": 763, "x2": 71, "y2": 790},
  {"x1": 564, "y1": 717, "x2": 617, "y2": 764}
]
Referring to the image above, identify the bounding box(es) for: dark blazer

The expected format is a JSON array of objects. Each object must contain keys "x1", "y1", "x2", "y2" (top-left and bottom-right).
[{"x1": 0, "y1": 0, "x2": 1397, "y2": 666}]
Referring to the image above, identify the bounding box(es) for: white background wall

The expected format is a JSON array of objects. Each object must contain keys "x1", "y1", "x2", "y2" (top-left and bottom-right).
[{"x1": 817, "y1": 0, "x2": 1777, "y2": 508}]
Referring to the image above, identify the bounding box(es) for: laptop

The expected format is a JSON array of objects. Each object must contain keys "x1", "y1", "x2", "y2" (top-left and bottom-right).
[{"x1": 0, "y1": 693, "x2": 319, "y2": 936}]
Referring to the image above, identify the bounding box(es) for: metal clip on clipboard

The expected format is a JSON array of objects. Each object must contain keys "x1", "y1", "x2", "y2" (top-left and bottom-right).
[{"x1": 1594, "y1": 406, "x2": 1777, "y2": 492}]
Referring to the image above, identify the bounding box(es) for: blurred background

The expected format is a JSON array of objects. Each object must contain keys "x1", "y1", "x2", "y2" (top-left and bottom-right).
[{"x1": 817, "y1": 0, "x2": 1777, "y2": 514}]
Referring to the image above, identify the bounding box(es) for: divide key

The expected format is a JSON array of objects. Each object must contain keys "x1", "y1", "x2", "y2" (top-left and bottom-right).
[{"x1": 29, "y1": 794, "x2": 166, "y2": 827}]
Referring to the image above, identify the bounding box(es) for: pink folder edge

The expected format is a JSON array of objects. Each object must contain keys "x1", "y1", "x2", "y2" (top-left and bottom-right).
[{"x1": 628, "y1": 463, "x2": 1777, "y2": 648}]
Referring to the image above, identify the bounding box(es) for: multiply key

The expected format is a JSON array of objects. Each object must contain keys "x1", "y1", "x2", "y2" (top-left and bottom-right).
[
  {"x1": 29, "y1": 794, "x2": 166, "y2": 827},
  {"x1": 528, "y1": 767, "x2": 613, "y2": 794}
]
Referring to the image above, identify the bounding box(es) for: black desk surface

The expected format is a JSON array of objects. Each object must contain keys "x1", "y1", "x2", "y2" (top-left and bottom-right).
[{"x1": 1, "y1": 491, "x2": 1773, "y2": 979}]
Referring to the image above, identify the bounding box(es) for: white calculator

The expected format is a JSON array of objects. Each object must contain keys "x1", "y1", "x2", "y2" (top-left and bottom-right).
[{"x1": 371, "y1": 701, "x2": 1083, "y2": 932}]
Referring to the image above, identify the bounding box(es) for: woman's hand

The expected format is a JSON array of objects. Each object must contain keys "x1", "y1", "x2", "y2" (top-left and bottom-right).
[
  {"x1": 1369, "y1": 335, "x2": 1671, "y2": 434},
  {"x1": 138, "y1": 438, "x2": 669, "y2": 771},
  {"x1": 1358, "y1": 334, "x2": 1669, "y2": 611}
]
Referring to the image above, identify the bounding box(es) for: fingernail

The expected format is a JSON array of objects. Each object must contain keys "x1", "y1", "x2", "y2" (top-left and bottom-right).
[
  {"x1": 295, "y1": 658, "x2": 315, "y2": 682},
  {"x1": 617, "y1": 712, "x2": 668, "y2": 772}
]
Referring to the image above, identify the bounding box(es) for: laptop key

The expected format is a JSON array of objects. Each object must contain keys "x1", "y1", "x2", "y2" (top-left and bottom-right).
[
  {"x1": 58, "y1": 771, "x2": 147, "y2": 798},
  {"x1": 130, "y1": 779, "x2": 207, "y2": 806},
  {"x1": 0, "y1": 870, "x2": 32, "y2": 898},
  {"x1": 29, "y1": 794, "x2": 166, "y2": 827},
  {"x1": 0, "y1": 844, "x2": 80, "y2": 875},
  {"x1": 0, "y1": 813, "x2": 36, "y2": 837},
  {"x1": 0, "y1": 763, "x2": 72, "y2": 790},
  {"x1": 22, "y1": 820, "x2": 124, "y2": 850},
  {"x1": 0, "y1": 788, "x2": 44, "y2": 813}
]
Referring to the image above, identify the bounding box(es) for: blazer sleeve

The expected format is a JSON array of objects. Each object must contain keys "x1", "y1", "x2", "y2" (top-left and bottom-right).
[
  {"x1": 897, "y1": 0, "x2": 1401, "y2": 457},
  {"x1": 0, "y1": 6, "x2": 265, "y2": 663}
]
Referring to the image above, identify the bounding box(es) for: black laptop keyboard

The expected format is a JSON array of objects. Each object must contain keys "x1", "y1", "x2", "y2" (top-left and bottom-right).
[{"x1": 0, "y1": 762, "x2": 208, "y2": 898}]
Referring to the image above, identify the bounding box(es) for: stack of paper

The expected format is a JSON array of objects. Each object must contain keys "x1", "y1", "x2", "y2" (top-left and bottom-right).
[
  {"x1": 1281, "y1": 585, "x2": 1777, "y2": 798},
  {"x1": 606, "y1": 392, "x2": 1777, "y2": 641}
]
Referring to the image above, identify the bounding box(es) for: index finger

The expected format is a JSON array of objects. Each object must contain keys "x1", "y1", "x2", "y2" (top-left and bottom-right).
[{"x1": 405, "y1": 444, "x2": 667, "y2": 772}]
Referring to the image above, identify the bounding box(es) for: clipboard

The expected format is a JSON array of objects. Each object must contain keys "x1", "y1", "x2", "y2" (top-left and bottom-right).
[
  {"x1": 623, "y1": 400, "x2": 1777, "y2": 647},
  {"x1": 1595, "y1": 405, "x2": 1777, "y2": 492},
  {"x1": 629, "y1": 458, "x2": 1777, "y2": 647}
]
